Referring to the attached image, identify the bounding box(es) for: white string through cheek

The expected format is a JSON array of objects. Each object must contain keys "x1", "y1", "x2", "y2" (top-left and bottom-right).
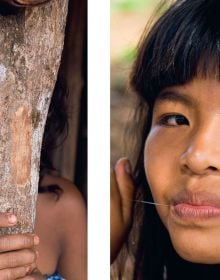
[{"x1": 134, "y1": 200, "x2": 170, "y2": 207}]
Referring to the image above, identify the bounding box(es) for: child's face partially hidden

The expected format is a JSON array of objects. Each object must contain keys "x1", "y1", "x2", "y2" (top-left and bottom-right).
[{"x1": 144, "y1": 77, "x2": 220, "y2": 264}]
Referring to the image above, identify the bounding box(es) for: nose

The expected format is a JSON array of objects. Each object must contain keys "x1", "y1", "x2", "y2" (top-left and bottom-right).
[{"x1": 180, "y1": 125, "x2": 220, "y2": 175}]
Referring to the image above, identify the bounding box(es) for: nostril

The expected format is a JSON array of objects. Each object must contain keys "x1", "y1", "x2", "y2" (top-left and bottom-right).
[{"x1": 208, "y1": 166, "x2": 218, "y2": 171}]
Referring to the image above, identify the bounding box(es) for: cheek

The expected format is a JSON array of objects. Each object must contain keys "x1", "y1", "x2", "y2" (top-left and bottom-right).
[
  {"x1": 144, "y1": 127, "x2": 185, "y2": 221},
  {"x1": 144, "y1": 130, "x2": 170, "y2": 225},
  {"x1": 144, "y1": 127, "x2": 174, "y2": 199}
]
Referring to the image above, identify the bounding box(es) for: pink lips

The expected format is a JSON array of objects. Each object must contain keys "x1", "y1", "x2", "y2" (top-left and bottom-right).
[
  {"x1": 173, "y1": 204, "x2": 220, "y2": 218},
  {"x1": 172, "y1": 191, "x2": 220, "y2": 219}
]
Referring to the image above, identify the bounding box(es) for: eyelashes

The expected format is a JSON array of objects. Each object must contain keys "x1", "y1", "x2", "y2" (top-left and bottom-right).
[{"x1": 158, "y1": 114, "x2": 189, "y2": 126}]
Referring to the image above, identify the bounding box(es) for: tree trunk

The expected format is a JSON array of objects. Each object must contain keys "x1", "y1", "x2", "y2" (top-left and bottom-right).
[{"x1": 0, "y1": 0, "x2": 68, "y2": 234}]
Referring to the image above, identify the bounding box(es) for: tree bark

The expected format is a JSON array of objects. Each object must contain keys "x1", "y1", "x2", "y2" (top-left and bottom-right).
[{"x1": 0, "y1": 0, "x2": 68, "y2": 234}]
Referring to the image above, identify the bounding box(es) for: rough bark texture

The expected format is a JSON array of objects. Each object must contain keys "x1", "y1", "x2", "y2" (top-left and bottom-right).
[{"x1": 0, "y1": 0, "x2": 68, "y2": 234}]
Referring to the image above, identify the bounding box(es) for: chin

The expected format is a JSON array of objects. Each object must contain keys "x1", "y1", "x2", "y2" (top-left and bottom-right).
[{"x1": 169, "y1": 228, "x2": 220, "y2": 264}]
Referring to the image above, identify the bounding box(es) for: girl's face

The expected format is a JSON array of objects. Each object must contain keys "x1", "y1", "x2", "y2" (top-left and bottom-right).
[{"x1": 145, "y1": 77, "x2": 220, "y2": 264}]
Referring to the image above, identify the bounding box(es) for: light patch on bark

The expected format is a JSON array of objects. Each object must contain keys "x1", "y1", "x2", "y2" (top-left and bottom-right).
[
  {"x1": 31, "y1": 90, "x2": 51, "y2": 195},
  {"x1": 0, "y1": 0, "x2": 69, "y2": 234},
  {"x1": 0, "y1": 64, "x2": 6, "y2": 82},
  {"x1": 10, "y1": 106, "x2": 31, "y2": 188}
]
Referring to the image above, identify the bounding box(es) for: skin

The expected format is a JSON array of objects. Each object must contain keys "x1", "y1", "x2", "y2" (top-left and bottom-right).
[
  {"x1": 111, "y1": 77, "x2": 220, "y2": 264},
  {"x1": 0, "y1": 174, "x2": 87, "y2": 279},
  {"x1": 145, "y1": 77, "x2": 220, "y2": 263},
  {"x1": 110, "y1": 158, "x2": 135, "y2": 263},
  {"x1": 110, "y1": 158, "x2": 134, "y2": 263}
]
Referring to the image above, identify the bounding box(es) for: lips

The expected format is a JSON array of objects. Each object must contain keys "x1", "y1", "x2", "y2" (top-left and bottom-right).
[{"x1": 171, "y1": 190, "x2": 220, "y2": 219}]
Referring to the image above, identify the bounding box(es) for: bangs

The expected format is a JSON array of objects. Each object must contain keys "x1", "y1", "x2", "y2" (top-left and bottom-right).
[{"x1": 131, "y1": 0, "x2": 220, "y2": 104}]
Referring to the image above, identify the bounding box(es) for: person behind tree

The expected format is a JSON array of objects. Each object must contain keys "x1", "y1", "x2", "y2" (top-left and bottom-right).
[
  {"x1": 111, "y1": 0, "x2": 220, "y2": 278},
  {"x1": 0, "y1": 78, "x2": 87, "y2": 279}
]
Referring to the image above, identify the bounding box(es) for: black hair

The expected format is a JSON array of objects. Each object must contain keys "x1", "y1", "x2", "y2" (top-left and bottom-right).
[
  {"x1": 127, "y1": 0, "x2": 220, "y2": 279},
  {"x1": 38, "y1": 77, "x2": 69, "y2": 196}
]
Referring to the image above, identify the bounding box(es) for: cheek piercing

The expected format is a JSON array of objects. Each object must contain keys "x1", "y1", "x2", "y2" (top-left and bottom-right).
[{"x1": 134, "y1": 200, "x2": 170, "y2": 207}]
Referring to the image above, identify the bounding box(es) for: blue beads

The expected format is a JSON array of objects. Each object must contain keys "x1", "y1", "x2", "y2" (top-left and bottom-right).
[{"x1": 45, "y1": 272, "x2": 64, "y2": 280}]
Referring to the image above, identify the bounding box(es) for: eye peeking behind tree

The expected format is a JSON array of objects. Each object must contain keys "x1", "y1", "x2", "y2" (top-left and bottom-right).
[
  {"x1": 0, "y1": 0, "x2": 51, "y2": 16},
  {"x1": 0, "y1": 0, "x2": 50, "y2": 7}
]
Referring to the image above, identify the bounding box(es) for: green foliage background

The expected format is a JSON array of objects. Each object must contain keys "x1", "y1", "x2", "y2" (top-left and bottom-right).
[
  {"x1": 111, "y1": 0, "x2": 161, "y2": 64},
  {"x1": 111, "y1": 0, "x2": 155, "y2": 12}
]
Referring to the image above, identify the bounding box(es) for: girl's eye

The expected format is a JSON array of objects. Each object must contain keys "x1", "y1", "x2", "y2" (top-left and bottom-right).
[{"x1": 158, "y1": 114, "x2": 189, "y2": 126}]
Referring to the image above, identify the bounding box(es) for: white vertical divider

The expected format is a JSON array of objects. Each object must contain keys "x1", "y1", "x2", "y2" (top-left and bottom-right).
[{"x1": 88, "y1": 0, "x2": 110, "y2": 279}]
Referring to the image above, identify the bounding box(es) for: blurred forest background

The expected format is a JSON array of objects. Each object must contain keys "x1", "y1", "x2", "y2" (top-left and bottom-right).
[{"x1": 111, "y1": 0, "x2": 160, "y2": 167}]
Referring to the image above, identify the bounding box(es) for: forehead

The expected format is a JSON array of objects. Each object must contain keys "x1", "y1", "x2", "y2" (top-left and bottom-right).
[{"x1": 157, "y1": 78, "x2": 220, "y2": 109}]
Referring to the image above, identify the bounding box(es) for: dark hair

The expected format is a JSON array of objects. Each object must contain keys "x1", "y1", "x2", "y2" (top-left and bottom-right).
[
  {"x1": 127, "y1": 0, "x2": 220, "y2": 278},
  {"x1": 38, "y1": 77, "x2": 69, "y2": 196}
]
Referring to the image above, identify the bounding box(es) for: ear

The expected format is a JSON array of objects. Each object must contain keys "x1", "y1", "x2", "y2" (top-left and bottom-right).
[{"x1": 0, "y1": 0, "x2": 51, "y2": 7}]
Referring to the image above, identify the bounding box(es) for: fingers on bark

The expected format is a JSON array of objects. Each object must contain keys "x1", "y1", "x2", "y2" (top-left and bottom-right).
[
  {"x1": 0, "y1": 265, "x2": 30, "y2": 280},
  {"x1": 18, "y1": 276, "x2": 36, "y2": 280},
  {"x1": 0, "y1": 234, "x2": 37, "y2": 252},
  {"x1": 0, "y1": 214, "x2": 17, "y2": 228},
  {"x1": 0, "y1": 249, "x2": 37, "y2": 269}
]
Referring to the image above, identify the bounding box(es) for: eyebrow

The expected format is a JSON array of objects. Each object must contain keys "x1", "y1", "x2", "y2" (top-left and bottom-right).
[{"x1": 157, "y1": 90, "x2": 195, "y2": 107}]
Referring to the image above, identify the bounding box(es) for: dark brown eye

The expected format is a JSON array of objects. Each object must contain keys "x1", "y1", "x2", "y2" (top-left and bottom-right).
[{"x1": 159, "y1": 114, "x2": 189, "y2": 126}]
